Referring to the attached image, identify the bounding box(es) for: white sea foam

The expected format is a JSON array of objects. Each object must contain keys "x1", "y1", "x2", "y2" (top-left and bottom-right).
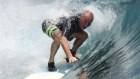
[{"x1": 0, "y1": 0, "x2": 117, "y2": 79}]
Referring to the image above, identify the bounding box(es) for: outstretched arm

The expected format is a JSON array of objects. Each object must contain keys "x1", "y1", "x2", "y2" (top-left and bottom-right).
[
  {"x1": 59, "y1": 36, "x2": 73, "y2": 58},
  {"x1": 53, "y1": 29, "x2": 77, "y2": 63}
]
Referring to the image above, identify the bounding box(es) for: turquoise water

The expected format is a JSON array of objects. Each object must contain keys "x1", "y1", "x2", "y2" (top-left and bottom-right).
[
  {"x1": 63, "y1": 0, "x2": 140, "y2": 79},
  {"x1": 0, "y1": 0, "x2": 140, "y2": 79}
]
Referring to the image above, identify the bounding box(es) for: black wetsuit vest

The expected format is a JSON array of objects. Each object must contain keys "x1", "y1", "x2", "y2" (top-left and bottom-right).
[{"x1": 56, "y1": 15, "x2": 82, "y2": 41}]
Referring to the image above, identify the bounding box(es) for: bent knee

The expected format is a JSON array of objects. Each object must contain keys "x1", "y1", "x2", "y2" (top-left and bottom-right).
[
  {"x1": 73, "y1": 31, "x2": 88, "y2": 40},
  {"x1": 52, "y1": 29, "x2": 62, "y2": 41},
  {"x1": 79, "y1": 31, "x2": 88, "y2": 40},
  {"x1": 83, "y1": 31, "x2": 88, "y2": 39}
]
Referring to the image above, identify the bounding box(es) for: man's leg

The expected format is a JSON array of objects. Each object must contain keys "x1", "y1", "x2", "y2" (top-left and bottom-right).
[
  {"x1": 48, "y1": 39, "x2": 60, "y2": 71},
  {"x1": 71, "y1": 31, "x2": 88, "y2": 56},
  {"x1": 49, "y1": 39, "x2": 60, "y2": 63}
]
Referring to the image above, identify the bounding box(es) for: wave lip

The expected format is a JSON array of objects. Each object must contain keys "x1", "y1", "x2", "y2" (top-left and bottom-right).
[{"x1": 62, "y1": 0, "x2": 140, "y2": 79}]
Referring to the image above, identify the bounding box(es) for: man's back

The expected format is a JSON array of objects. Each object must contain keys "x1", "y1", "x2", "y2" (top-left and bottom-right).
[{"x1": 56, "y1": 14, "x2": 82, "y2": 41}]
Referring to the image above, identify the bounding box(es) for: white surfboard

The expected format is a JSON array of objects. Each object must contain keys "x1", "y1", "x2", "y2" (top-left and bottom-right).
[
  {"x1": 24, "y1": 72, "x2": 64, "y2": 79},
  {"x1": 24, "y1": 61, "x2": 74, "y2": 79}
]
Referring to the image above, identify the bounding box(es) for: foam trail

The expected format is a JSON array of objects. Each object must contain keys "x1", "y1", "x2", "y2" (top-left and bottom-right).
[{"x1": 0, "y1": 0, "x2": 71, "y2": 79}]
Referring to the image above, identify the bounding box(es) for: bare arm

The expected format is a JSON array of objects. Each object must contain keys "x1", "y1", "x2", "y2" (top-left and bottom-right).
[
  {"x1": 58, "y1": 36, "x2": 72, "y2": 58},
  {"x1": 53, "y1": 29, "x2": 77, "y2": 62},
  {"x1": 53, "y1": 29, "x2": 72, "y2": 57}
]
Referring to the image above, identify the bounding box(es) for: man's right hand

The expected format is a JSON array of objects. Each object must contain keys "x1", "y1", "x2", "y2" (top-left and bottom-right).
[{"x1": 68, "y1": 56, "x2": 78, "y2": 63}]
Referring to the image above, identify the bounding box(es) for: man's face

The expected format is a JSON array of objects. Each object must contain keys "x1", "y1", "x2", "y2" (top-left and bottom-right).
[{"x1": 78, "y1": 11, "x2": 93, "y2": 29}]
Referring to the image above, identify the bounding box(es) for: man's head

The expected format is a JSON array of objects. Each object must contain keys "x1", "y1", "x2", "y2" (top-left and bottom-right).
[{"x1": 78, "y1": 10, "x2": 94, "y2": 29}]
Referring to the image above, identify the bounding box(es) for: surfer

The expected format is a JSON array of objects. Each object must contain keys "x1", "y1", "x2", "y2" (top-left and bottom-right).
[{"x1": 42, "y1": 10, "x2": 94, "y2": 71}]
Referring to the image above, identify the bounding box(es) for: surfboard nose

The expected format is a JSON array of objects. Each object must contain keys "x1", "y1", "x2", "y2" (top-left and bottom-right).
[{"x1": 24, "y1": 72, "x2": 64, "y2": 79}]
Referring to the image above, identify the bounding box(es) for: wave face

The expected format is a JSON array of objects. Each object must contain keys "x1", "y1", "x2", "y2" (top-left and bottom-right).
[
  {"x1": 62, "y1": 0, "x2": 140, "y2": 79},
  {"x1": 0, "y1": 0, "x2": 140, "y2": 79}
]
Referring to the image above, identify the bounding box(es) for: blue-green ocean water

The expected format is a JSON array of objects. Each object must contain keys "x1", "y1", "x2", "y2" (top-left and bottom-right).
[
  {"x1": 63, "y1": 0, "x2": 140, "y2": 79},
  {"x1": 0, "y1": 0, "x2": 140, "y2": 79}
]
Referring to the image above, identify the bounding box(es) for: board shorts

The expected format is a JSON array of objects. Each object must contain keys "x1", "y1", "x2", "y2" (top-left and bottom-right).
[{"x1": 42, "y1": 19, "x2": 58, "y2": 38}]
